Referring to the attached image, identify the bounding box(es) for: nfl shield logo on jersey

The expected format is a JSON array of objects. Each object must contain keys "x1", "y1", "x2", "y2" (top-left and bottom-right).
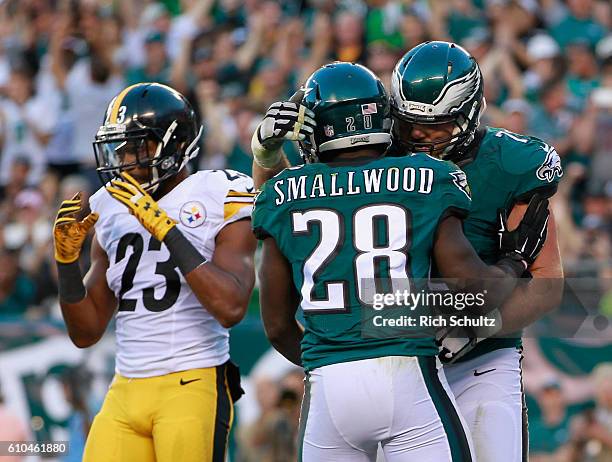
[
  {"x1": 324, "y1": 125, "x2": 335, "y2": 137},
  {"x1": 180, "y1": 201, "x2": 206, "y2": 227}
]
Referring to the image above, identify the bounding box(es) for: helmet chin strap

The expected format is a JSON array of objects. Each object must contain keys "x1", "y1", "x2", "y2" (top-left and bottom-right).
[
  {"x1": 138, "y1": 122, "x2": 203, "y2": 193},
  {"x1": 442, "y1": 97, "x2": 487, "y2": 160}
]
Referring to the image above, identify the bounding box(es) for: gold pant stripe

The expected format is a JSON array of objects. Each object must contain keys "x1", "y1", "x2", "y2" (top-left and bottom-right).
[{"x1": 212, "y1": 363, "x2": 232, "y2": 461}]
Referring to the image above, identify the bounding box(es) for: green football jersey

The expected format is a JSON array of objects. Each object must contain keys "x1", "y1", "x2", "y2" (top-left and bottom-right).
[
  {"x1": 458, "y1": 126, "x2": 563, "y2": 361},
  {"x1": 252, "y1": 153, "x2": 472, "y2": 371}
]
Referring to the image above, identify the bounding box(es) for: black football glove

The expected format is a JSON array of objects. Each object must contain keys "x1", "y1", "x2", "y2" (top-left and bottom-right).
[{"x1": 498, "y1": 193, "x2": 550, "y2": 269}]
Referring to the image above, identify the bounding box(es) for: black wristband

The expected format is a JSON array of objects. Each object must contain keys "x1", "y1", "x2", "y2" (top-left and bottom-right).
[
  {"x1": 57, "y1": 261, "x2": 86, "y2": 303},
  {"x1": 495, "y1": 254, "x2": 528, "y2": 279},
  {"x1": 163, "y1": 227, "x2": 207, "y2": 275}
]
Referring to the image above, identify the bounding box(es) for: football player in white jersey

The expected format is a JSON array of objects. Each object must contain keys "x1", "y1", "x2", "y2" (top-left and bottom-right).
[{"x1": 52, "y1": 83, "x2": 257, "y2": 462}]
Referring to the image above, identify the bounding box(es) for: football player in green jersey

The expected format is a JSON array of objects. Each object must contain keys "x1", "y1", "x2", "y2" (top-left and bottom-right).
[
  {"x1": 251, "y1": 62, "x2": 550, "y2": 462},
  {"x1": 390, "y1": 41, "x2": 564, "y2": 462}
]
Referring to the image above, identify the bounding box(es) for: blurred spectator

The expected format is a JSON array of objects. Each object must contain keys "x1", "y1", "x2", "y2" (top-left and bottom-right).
[
  {"x1": 4, "y1": 188, "x2": 53, "y2": 277},
  {"x1": 550, "y1": 0, "x2": 607, "y2": 50},
  {"x1": 60, "y1": 367, "x2": 92, "y2": 462},
  {"x1": 0, "y1": 385, "x2": 28, "y2": 462},
  {"x1": 0, "y1": 246, "x2": 35, "y2": 317},
  {"x1": 530, "y1": 378, "x2": 574, "y2": 461},
  {"x1": 333, "y1": 10, "x2": 365, "y2": 63},
  {"x1": 0, "y1": 157, "x2": 31, "y2": 209},
  {"x1": 366, "y1": 40, "x2": 400, "y2": 91},
  {"x1": 248, "y1": 59, "x2": 290, "y2": 112},
  {"x1": 365, "y1": 1, "x2": 402, "y2": 47},
  {"x1": 236, "y1": 376, "x2": 281, "y2": 462},
  {"x1": 0, "y1": 67, "x2": 55, "y2": 188},
  {"x1": 569, "y1": 363, "x2": 612, "y2": 461},
  {"x1": 237, "y1": 371, "x2": 302, "y2": 462},
  {"x1": 125, "y1": 30, "x2": 170, "y2": 86},
  {"x1": 429, "y1": 0, "x2": 486, "y2": 44},
  {"x1": 528, "y1": 78, "x2": 574, "y2": 156},
  {"x1": 585, "y1": 54, "x2": 612, "y2": 198},
  {"x1": 280, "y1": 369, "x2": 305, "y2": 402},
  {"x1": 499, "y1": 98, "x2": 532, "y2": 134},
  {"x1": 566, "y1": 41, "x2": 601, "y2": 111},
  {"x1": 523, "y1": 34, "x2": 563, "y2": 100},
  {"x1": 224, "y1": 106, "x2": 258, "y2": 175},
  {"x1": 49, "y1": 5, "x2": 124, "y2": 188},
  {"x1": 399, "y1": 10, "x2": 430, "y2": 50}
]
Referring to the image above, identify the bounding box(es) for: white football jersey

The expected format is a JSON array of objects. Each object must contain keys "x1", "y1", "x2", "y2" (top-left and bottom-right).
[{"x1": 89, "y1": 169, "x2": 255, "y2": 378}]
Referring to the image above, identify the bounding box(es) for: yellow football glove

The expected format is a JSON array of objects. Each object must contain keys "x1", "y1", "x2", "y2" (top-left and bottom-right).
[
  {"x1": 53, "y1": 192, "x2": 99, "y2": 264},
  {"x1": 106, "y1": 172, "x2": 177, "y2": 241}
]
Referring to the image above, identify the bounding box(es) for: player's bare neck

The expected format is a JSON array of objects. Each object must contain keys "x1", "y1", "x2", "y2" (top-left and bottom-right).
[
  {"x1": 153, "y1": 169, "x2": 189, "y2": 200},
  {"x1": 326, "y1": 148, "x2": 383, "y2": 166}
]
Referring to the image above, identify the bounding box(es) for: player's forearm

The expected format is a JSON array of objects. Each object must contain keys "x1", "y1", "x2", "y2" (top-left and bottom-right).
[
  {"x1": 60, "y1": 299, "x2": 108, "y2": 348},
  {"x1": 264, "y1": 319, "x2": 304, "y2": 366},
  {"x1": 258, "y1": 237, "x2": 303, "y2": 365},
  {"x1": 496, "y1": 211, "x2": 563, "y2": 334},
  {"x1": 57, "y1": 263, "x2": 106, "y2": 347},
  {"x1": 496, "y1": 276, "x2": 564, "y2": 335},
  {"x1": 463, "y1": 263, "x2": 522, "y2": 317},
  {"x1": 184, "y1": 263, "x2": 251, "y2": 328},
  {"x1": 252, "y1": 151, "x2": 290, "y2": 189},
  {"x1": 437, "y1": 250, "x2": 522, "y2": 315},
  {"x1": 163, "y1": 227, "x2": 252, "y2": 328},
  {"x1": 435, "y1": 216, "x2": 521, "y2": 304}
]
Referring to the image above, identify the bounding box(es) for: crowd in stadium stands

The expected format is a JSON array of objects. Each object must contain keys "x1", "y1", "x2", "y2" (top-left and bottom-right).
[{"x1": 0, "y1": 0, "x2": 609, "y2": 460}]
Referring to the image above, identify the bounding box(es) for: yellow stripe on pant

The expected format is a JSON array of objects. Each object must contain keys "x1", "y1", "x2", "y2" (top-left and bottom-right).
[{"x1": 83, "y1": 364, "x2": 233, "y2": 462}]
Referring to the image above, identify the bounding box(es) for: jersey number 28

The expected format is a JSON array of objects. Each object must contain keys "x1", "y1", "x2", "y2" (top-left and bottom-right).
[{"x1": 291, "y1": 204, "x2": 412, "y2": 312}]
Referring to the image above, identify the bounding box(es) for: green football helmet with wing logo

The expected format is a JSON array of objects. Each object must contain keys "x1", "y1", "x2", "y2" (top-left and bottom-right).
[
  {"x1": 390, "y1": 41, "x2": 485, "y2": 163},
  {"x1": 299, "y1": 62, "x2": 392, "y2": 163}
]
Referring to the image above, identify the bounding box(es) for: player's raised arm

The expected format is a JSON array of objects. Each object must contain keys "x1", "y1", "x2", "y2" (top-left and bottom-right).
[
  {"x1": 252, "y1": 154, "x2": 290, "y2": 189},
  {"x1": 251, "y1": 91, "x2": 316, "y2": 188},
  {"x1": 434, "y1": 193, "x2": 551, "y2": 312},
  {"x1": 54, "y1": 194, "x2": 117, "y2": 348}
]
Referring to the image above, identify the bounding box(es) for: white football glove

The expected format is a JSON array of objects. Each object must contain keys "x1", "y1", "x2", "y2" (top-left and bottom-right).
[
  {"x1": 436, "y1": 309, "x2": 502, "y2": 364},
  {"x1": 251, "y1": 100, "x2": 316, "y2": 168}
]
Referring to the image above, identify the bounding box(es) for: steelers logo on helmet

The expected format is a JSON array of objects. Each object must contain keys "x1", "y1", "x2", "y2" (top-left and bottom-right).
[
  {"x1": 180, "y1": 201, "x2": 206, "y2": 228},
  {"x1": 94, "y1": 83, "x2": 203, "y2": 194}
]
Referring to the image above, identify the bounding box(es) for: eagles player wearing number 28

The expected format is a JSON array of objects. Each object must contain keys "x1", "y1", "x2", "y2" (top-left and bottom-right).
[
  {"x1": 252, "y1": 62, "x2": 550, "y2": 461},
  {"x1": 390, "y1": 41, "x2": 564, "y2": 461},
  {"x1": 52, "y1": 83, "x2": 257, "y2": 462}
]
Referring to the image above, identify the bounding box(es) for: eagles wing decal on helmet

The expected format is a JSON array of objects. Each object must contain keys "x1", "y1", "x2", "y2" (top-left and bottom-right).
[{"x1": 432, "y1": 67, "x2": 481, "y2": 115}]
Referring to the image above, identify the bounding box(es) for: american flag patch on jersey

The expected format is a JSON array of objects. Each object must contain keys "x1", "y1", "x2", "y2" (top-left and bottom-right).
[{"x1": 361, "y1": 103, "x2": 378, "y2": 115}]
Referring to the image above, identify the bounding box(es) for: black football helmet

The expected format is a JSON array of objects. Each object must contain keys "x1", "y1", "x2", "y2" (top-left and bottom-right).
[{"x1": 94, "y1": 83, "x2": 202, "y2": 192}]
